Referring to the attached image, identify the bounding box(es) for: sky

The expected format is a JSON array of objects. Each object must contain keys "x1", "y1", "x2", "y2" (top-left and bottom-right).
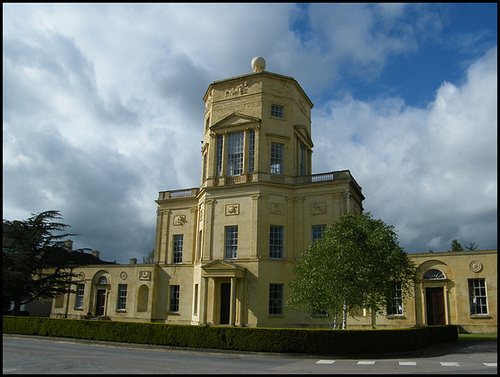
[{"x1": 3, "y1": 3, "x2": 497, "y2": 264}]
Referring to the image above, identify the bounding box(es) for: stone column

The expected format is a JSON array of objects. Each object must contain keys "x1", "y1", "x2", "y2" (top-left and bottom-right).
[{"x1": 229, "y1": 277, "x2": 237, "y2": 326}]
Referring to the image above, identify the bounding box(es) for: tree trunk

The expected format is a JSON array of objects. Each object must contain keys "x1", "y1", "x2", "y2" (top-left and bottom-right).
[{"x1": 12, "y1": 300, "x2": 22, "y2": 316}]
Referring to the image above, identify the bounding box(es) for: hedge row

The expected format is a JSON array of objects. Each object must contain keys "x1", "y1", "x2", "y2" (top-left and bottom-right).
[{"x1": 3, "y1": 316, "x2": 458, "y2": 355}]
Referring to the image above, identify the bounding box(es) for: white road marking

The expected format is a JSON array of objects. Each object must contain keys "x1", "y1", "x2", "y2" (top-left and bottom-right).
[
  {"x1": 357, "y1": 361, "x2": 376, "y2": 365},
  {"x1": 399, "y1": 361, "x2": 417, "y2": 366},
  {"x1": 440, "y1": 362, "x2": 460, "y2": 366},
  {"x1": 483, "y1": 363, "x2": 497, "y2": 367},
  {"x1": 316, "y1": 360, "x2": 335, "y2": 364}
]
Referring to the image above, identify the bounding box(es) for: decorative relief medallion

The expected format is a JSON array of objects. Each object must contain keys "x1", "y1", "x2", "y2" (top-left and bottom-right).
[
  {"x1": 173, "y1": 215, "x2": 186, "y2": 226},
  {"x1": 139, "y1": 271, "x2": 151, "y2": 281},
  {"x1": 120, "y1": 271, "x2": 128, "y2": 281},
  {"x1": 311, "y1": 202, "x2": 327, "y2": 215},
  {"x1": 77, "y1": 272, "x2": 85, "y2": 281},
  {"x1": 225, "y1": 81, "x2": 248, "y2": 97},
  {"x1": 270, "y1": 203, "x2": 285, "y2": 215},
  {"x1": 469, "y1": 260, "x2": 483, "y2": 273},
  {"x1": 225, "y1": 204, "x2": 240, "y2": 216}
]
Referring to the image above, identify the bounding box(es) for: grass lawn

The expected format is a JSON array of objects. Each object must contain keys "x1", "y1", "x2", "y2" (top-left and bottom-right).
[{"x1": 458, "y1": 333, "x2": 497, "y2": 341}]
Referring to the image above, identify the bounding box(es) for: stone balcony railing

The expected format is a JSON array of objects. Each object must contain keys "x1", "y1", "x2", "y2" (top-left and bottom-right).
[{"x1": 158, "y1": 170, "x2": 360, "y2": 200}]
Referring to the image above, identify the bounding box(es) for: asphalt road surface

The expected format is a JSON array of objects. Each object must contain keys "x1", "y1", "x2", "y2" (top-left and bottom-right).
[{"x1": 3, "y1": 334, "x2": 497, "y2": 374}]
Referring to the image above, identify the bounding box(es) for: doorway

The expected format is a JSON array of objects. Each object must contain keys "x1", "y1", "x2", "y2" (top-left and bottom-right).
[
  {"x1": 220, "y1": 283, "x2": 231, "y2": 324},
  {"x1": 426, "y1": 287, "x2": 445, "y2": 325},
  {"x1": 96, "y1": 289, "x2": 106, "y2": 316}
]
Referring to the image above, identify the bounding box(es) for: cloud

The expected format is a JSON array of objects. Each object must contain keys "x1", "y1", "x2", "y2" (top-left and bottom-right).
[
  {"x1": 3, "y1": 4, "x2": 497, "y2": 262},
  {"x1": 313, "y1": 46, "x2": 497, "y2": 253}
]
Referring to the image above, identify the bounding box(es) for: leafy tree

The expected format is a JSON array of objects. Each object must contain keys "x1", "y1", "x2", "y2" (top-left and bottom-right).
[
  {"x1": 142, "y1": 249, "x2": 155, "y2": 264},
  {"x1": 287, "y1": 212, "x2": 416, "y2": 329},
  {"x1": 449, "y1": 239, "x2": 464, "y2": 252},
  {"x1": 3, "y1": 210, "x2": 89, "y2": 315}
]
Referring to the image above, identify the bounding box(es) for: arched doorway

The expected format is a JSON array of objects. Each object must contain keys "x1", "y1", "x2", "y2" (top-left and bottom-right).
[{"x1": 423, "y1": 269, "x2": 447, "y2": 325}]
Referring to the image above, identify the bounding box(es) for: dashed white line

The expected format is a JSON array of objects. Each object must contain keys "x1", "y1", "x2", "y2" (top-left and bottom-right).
[
  {"x1": 357, "y1": 361, "x2": 376, "y2": 365},
  {"x1": 399, "y1": 361, "x2": 417, "y2": 366},
  {"x1": 483, "y1": 363, "x2": 497, "y2": 367},
  {"x1": 316, "y1": 360, "x2": 335, "y2": 364},
  {"x1": 440, "y1": 362, "x2": 460, "y2": 367}
]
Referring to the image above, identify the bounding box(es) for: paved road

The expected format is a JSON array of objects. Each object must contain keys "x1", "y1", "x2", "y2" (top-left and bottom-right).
[{"x1": 3, "y1": 334, "x2": 497, "y2": 374}]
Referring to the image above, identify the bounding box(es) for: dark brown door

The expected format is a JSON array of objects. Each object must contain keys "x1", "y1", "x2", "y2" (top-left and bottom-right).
[
  {"x1": 426, "y1": 287, "x2": 445, "y2": 325},
  {"x1": 96, "y1": 289, "x2": 106, "y2": 316},
  {"x1": 220, "y1": 283, "x2": 231, "y2": 325}
]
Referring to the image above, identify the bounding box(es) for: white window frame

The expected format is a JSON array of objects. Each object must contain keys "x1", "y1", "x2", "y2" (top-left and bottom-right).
[
  {"x1": 169, "y1": 285, "x2": 180, "y2": 313},
  {"x1": 173, "y1": 234, "x2": 183, "y2": 264},
  {"x1": 270, "y1": 104, "x2": 285, "y2": 119},
  {"x1": 74, "y1": 283, "x2": 85, "y2": 309},
  {"x1": 117, "y1": 284, "x2": 127, "y2": 311},
  {"x1": 225, "y1": 226, "x2": 238, "y2": 259},
  {"x1": 270, "y1": 142, "x2": 284, "y2": 175},
  {"x1": 468, "y1": 278, "x2": 488, "y2": 315}
]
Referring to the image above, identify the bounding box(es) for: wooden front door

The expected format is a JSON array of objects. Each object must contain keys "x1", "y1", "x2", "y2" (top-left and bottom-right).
[
  {"x1": 96, "y1": 289, "x2": 106, "y2": 316},
  {"x1": 426, "y1": 287, "x2": 445, "y2": 325},
  {"x1": 220, "y1": 283, "x2": 231, "y2": 325}
]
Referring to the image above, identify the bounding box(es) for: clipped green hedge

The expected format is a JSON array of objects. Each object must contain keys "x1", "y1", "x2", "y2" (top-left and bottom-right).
[{"x1": 3, "y1": 316, "x2": 457, "y2": 355}]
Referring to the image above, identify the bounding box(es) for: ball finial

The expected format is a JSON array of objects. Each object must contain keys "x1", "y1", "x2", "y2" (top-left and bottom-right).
[{"x1": 251, "y1": 56, "x2": 266, "y2": 72}]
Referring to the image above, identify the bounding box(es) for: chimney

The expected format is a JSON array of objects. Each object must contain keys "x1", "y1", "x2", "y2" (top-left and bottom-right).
[
  {"x1": 91, "y1": 250, "x2": 100, "y2": 259},
  {"x1": 130, "y1": 258, "x2": 137, "y2": 265}
]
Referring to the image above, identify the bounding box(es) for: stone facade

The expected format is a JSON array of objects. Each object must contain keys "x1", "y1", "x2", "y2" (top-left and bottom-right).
[{"x1": 51, "y1": 60, "x2": 497, "y2": 333}]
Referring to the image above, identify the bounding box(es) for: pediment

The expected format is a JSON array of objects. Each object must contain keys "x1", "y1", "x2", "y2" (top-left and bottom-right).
[
  {"x1": 294, "y1": 125, "x2": 314, "y2": 148},
  {"x1": 201, "y1": 259, "x2": 246, "y2": 278},
  {"x1": 210, "y1": 113, "x2": 261, "y2": 133}
]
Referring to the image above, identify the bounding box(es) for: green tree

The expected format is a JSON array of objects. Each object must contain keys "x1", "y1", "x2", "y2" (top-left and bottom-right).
[
  {"x1": 287, "y1": 212, "x2": 416, "y2": 329},
  {"x1": 142, "y1": 249, "x2": 155, "y2": 264},
  {"x1": 3, "y1": 210, "x2": 89, "y2": 315},
  {"x1": 449, "y1": 239, "x2": 464, "y2": 251}
]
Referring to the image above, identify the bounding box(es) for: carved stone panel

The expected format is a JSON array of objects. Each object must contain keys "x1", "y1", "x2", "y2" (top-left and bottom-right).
[
  {"x1": 173, "y1": 215, "x2": 186, "y2": 226},
  {"x1": 225, "y1": 204, "x2": 239, "y2": 216},
  {"x1": 270, "y1": 203, "x2": 285, "y2": 215},
  {"x1": 311, "y1": 202, "x2": 327, "y2": 215},
  {"x1": 139, "y1": 271, "x2": 151, "y2": 281}
]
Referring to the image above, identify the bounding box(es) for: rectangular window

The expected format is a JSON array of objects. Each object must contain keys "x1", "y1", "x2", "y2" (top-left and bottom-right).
[
  {"x1": 468, "y1": 279, "x2": 488, "y2": 315},
  {"x1": 74, "y1": 283, "x2": 85, "y2": 309},
  {"x1": 312, "y1": 225, "x2": 326, "y2": 242},
  {"x1": 173, "y1": 234, "x2": 183, "y2": 264},
  {"x1": 225, "y1": 226, "x2": 238, "y2": 259},
  {"x1": 227, "y1": 131, "x2": 244, "y2": 176},
  {"x1": 386, "y1": 282, "x2": 403, "y2": 315},
  {"x1": 216, "y1": 135, "x2": 223, "y2": 178},
  {"x1": 248, "y1": 129, "x2": 255, "y2": 174},
  {"x1": 299, "y1": 142, "x2": 307, "y2": 176},
  {"x1": 269, "y1": 284, "x2": 283, "y2": 315},
  {"x1": 271, "y1": 104, "x2": 284, "y2": 119},
  {"x1": 117, "y1": 284, "x2": 127, "y2": 311},
  {"x1": 269, "y1": 225, "x2": 284, "y2": 259},
  {"x1": 270, "y1": 142, "x2": 284, "y2": 175},
  {"x1": 169, "y1": 285, "x2": 180, "y2": 312}
]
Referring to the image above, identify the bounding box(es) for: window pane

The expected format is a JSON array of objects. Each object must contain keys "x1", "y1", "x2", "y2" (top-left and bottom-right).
[
  {"x1": 225, "y1": 226, "x2": 238, "y2": 259},
  {"x1": 271, "y1": 104, "x2": 284, "y2": 119},
  {"x1": 173, "y1": 234, "x2": 183, "y2": 264},
  {"x1": 248, "y1": 129, "x2": 255, "y2": 173},
  {"x1": 169, "y1": 285, "x2": 180, "y2": 312},
  {"x1": 216, "y1": 135, "x2": 223, "y2": 178},
  {"x1": 269, "y1": 225, "x2": 283, "y2": 259},
  {"x1": 227, "y1": 132, "x2": 244, "y2": 176},
  {"x1": 269, "y1": 284, "x2": 283, "y2": 315},
  {"x1": 117, "y1": 284, "x2": 127, "y2": 310},
  {"x1": 75, "y1": 283, "x2": 85, "y2": 309},
  {"x1": 312, "y1": 225, "x2": 326, "y2": 242},
  {"x1": 468, "y1": 279, "x2": 488, "y2": 315},
  {"x1": 270, "y1": 143, "x2": 284, "y2": 175},
  {"x1": 386, "y1": 282, "x2": 403, "y2": 315}
]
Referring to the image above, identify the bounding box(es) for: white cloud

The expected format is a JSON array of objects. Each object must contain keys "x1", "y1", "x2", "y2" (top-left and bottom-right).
[
  {"x1": 3, "y1": 4, "x2": 496, "y2": 262},
  {"x1": 313, "y1": 46, "x2": 497, "y2": 253}
]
